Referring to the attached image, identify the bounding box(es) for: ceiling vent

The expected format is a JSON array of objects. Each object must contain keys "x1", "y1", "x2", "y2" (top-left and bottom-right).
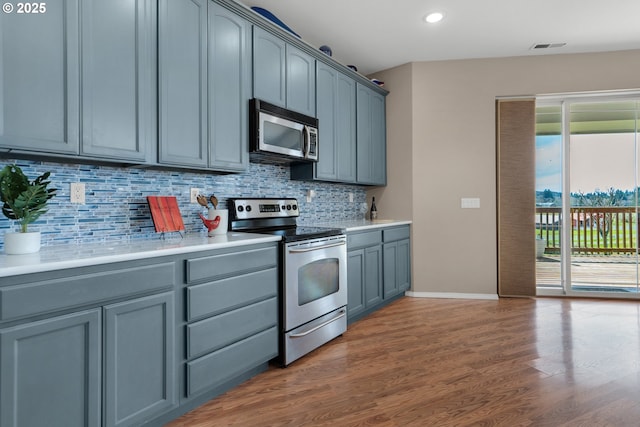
[{"x1": 531, "y1": 43, "x2": 567, "y2": 50}]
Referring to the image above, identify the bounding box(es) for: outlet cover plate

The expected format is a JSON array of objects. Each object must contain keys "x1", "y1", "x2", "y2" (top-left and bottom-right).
[{"x1": 70, "y1": 183, "x2": 85, "y2": 204}]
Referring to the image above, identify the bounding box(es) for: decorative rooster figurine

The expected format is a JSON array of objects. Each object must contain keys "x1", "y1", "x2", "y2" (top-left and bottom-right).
[
  {"x1": 198, "y1": 213, "x2": 220, "y2": 232},
  {"x1": 196, "y1": 194, "x2": 220, "y2": 233}
]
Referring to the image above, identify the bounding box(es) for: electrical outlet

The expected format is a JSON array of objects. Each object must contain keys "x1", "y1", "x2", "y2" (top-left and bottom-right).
[
  {"x1": 70, "y1": 183, "x2": 85, "y2": 204},
  {"x1": 190, "y1": 188, "x2": 201, "y2": 204}
]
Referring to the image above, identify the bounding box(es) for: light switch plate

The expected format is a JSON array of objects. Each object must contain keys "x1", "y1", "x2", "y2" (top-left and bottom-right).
[{"x1": 461, "y1": 198, "x2": 480, "y2": 209}]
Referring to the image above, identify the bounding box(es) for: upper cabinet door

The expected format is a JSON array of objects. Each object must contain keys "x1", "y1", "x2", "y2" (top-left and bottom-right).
[
  {"x1": 314, "y1": 63, "x2": 355, "y2": 182},
  {"x1": 158, "y1": 0, "x2": 208, "y2": 168},
  {"x1": 80, "y1": 0, "x2": 156, "y2": 162},
  {"x1": 208, "y1": 2, "x2": 251, "y2": 172},
  {"x1": 286, "y1": 45, "x2": 316, "y2": 117},
  {"x1": 315, "y1": 63, "x2": 338, "y2": 180},
  {"x1": 253, "y1": 27, "x2": 286, "y2": 108},
  {"x1": 335, "y1": 72, "x2": 357, "y2": 182},
  {"x1": 0, "y1": 0, "x2": 80, "y2": 154},
  {"x1": 356, "y1": 83, "x2": 387, "y2": 185}
]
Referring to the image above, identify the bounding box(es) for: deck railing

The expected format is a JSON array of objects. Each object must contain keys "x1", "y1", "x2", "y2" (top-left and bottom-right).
[{"x1": 536, "y1": 207, "x2": 638, "y2": 254}]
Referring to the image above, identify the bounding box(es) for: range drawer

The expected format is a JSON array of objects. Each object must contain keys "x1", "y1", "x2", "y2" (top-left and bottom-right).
[
  {"x1": 383, "y1": 226, "x2": 410, "y2": 242},
  {"x1": 0, "y1": 262, "x2": 175, "y2": 321},
  {"x1": 186, "y1": 246, "x2": 277, "y2": 284},
  {"x1": 186, "y1": 268, "x2": 278, "y2": 321},
  {"x1": 347, "y1": 230, "x2": 382, "y2": 249},
  {"x1": 186, "y1": 327, "x2": 278, "y2": 397},
  {"x1": 186, "y1": 297, "x2": 277, "y2": 359}
]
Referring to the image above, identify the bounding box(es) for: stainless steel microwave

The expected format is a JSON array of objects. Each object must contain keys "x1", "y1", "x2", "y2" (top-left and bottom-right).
[{"x1": 249, "y1": 98, "x2": 318, "y2": 163}]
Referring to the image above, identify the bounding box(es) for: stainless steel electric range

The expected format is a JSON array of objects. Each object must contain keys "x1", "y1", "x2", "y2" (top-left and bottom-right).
[{"x1": 229, "y1": 198, "x2": 347, "y2": 366}]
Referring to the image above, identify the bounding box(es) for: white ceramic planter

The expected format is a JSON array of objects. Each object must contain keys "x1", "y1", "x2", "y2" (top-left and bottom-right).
[
  {"x1": 4, "y1": 231, "x2": 41, "y2": 255},
  {"x1": 207, "y1": 209, "x2": 228, "y2": 236}
]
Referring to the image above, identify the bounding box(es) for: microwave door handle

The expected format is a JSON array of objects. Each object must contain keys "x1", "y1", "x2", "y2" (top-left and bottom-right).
[{"x1": 303, "y1": 125, "x2": 311, "y2": 159}]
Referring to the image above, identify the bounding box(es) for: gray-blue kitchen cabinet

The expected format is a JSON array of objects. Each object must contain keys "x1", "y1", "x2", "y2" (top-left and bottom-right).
[
  {"x1": 0, "y1": 0, "x2": 80, "y2": 155},
  {"x1": 356, "y1": 83, "x2": 387, "y2": 185},
  {"x1": 0, "y1": 309, "x2": 102, "y2": 427},
  {"x1": 183, "y1": 244, "x2": 279, "y2": 398},
  {"x1": 80, "y1": 0, "x2": 156, "y2": 162},
  {"x1": 286, "y1": 44, "x2": 316, "y2": 117},
  {"x1": 158, "y1": 0, "x2": 250, "y2": 172},
  {"x1": 0, "y1": 256, "x2": 176, "y2": 427},
  {"x1": 347, "y1": 249, "x2": 366, "y2": 319},
  {"x1": 383, "y1": 226, "x2": 412, "y2": 299},
  {"x1": 365, "y1": 245, "x2": 384, "y2": 308},
  {"x1": 252, "y1": 27, "x2": 316, "y2": 117},
  {"x1": 347, "y1": 225, "x2": 411, "y2": 323},
  {"x1": 103, "y1": 292, "x2": 176, "y2": 427},
  {"x1": 291, "y1": 62, "x2": 356, "y2": 183},
  {"x1": 158, "y1": 0, "x2": 208, "y2": 168},
  {"x1": 346, "y1": 230, "x2": 383, "y2": 322},
  {"x1": 253, "y1": 27, "x2": 286, "y2": 108},
  {"x1": 208, "y1": 2, "x2": 252, "y2": 171}
]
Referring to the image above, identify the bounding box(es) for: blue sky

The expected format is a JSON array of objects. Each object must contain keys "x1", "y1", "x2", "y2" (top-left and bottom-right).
[{"x1": 535, "y1": 135, "x2": 562, "y2": 192}]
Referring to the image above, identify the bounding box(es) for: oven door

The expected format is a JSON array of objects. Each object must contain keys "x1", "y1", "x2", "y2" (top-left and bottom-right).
[{"x1": 283, "y1": 235, "x2": 347, "y2": 332}]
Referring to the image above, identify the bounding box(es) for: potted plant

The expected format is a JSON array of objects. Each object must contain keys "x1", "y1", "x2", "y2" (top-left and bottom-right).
[{"x1": 0, "y1": 164, "x2": 56, "y2": 254}]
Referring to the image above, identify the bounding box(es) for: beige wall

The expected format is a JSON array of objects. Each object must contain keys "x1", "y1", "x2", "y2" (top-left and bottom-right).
[{"x1": 371, "y1": 49, "x2": 640, "y2": 296}]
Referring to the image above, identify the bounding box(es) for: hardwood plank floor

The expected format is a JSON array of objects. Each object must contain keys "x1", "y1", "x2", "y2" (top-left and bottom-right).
[{"x1": 165, "y1": 297, "x2": 640, "y2": 426}]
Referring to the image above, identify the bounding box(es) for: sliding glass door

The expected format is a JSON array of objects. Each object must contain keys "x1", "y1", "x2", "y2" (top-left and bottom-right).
[{"x1": 536, "y1": 95, "x2": 640, "y2": 297}]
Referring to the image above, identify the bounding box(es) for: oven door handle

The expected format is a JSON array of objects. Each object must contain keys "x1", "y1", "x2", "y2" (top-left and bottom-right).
[
  {"x1": 288, "y1": 241, "x2": 346, "y2": 253},
  {"x1": 289, "y1": 309, "x2": 347, "y2": 338}
]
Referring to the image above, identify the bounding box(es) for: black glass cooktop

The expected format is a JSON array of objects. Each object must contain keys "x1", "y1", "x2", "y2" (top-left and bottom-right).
[{"x1": 259, "y1": 226, "x2": 344, "y2": 242}]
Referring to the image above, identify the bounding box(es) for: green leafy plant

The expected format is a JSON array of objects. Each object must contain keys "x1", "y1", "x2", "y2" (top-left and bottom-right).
[{"x1": 0, "y1": 164, "x2": 57, "y2": 233}]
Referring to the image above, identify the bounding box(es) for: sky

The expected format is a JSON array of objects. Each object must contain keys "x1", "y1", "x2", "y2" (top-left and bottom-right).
[{"x1": 536, "y1": 133, "x2": 638, "y2": 193}]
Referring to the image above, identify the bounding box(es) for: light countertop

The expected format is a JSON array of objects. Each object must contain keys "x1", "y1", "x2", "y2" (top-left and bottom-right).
[
  {"x1": 0, "y1": 233, "x2": 281, "y2": 277},
  {"x1": 313, "y1": 219, "x2": 412, "y2": 232},
  {"x1": 0, "y1": 220, "x2": 411, "y2": 277}
]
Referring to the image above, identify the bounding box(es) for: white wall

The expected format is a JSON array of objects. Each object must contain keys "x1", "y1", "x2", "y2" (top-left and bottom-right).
[{"x1": 371, "y1": 49, "x2": 640, "y2": 296}]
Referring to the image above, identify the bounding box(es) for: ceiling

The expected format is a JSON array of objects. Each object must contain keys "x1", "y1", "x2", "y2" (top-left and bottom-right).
[{"x1": 238, "y1": 0, "x2": 640, "y2": 75}]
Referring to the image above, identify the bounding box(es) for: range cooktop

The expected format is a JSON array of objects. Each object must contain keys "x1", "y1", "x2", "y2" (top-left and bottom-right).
[{"x1": 228, "y1": 198, "x2": 344, "y2": 242}]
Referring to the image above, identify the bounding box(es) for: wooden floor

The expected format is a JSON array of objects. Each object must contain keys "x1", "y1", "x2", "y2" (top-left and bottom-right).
[{"x1": 166, "y1": 297, "x2": 640, "y2": 426}]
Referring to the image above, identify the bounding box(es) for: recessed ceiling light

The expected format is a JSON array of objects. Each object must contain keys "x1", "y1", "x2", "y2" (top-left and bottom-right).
[{"x1": 424, "y1": 12, "x2": 444, "y2": 24}]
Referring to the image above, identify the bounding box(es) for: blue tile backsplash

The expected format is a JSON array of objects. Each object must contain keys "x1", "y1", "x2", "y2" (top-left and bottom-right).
[{"x1": 0, "y1": 159, "x2": 367, "y2": 249}]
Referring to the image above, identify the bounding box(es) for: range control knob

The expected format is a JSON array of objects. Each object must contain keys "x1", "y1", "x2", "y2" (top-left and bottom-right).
[
  {"x1": 286, "y1": 205, "x2": 292, "y2": 210},
  {"x1": 245, "y1": 205, "x2": 252, "y2": 212},
  {"x1": 237, "y1": 205, "x2": 244, "y2": 212},
  {"x1": 292, "y1": 205, "x2": 298, "y2": 210}
]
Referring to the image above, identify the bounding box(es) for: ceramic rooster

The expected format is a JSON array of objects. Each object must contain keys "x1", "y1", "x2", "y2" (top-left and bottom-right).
[{"x1": 198, "y1": 213, "x2": 220, "y2": 233}]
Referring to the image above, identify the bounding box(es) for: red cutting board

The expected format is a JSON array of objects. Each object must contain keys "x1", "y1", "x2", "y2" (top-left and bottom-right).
[{"x1": 147, "y1": 196, "x2": 185, "y2": 233}]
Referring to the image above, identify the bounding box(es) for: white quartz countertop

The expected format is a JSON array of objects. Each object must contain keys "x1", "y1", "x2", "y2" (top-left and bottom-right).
[
  {"x1": 313, "y1": 219, "x2": 412, "y2": 232},
  {"x1": 0, "y1": 233, "x2": 281, "y2": 277}
]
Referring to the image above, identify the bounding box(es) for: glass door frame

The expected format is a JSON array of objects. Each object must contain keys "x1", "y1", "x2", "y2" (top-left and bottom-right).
[{"x1": 536, "y1": 91, "x2": 640, "y2": 299}]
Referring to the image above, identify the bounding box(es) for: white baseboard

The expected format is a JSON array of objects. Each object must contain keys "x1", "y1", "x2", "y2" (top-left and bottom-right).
[{"x1": 405, "y1": 291, "x2": 499, "y2": 300}]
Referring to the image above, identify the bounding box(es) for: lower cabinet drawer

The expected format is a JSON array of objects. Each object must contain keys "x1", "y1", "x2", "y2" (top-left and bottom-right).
[
  {"x1": 383, "y1": 226, "x2": 410, "y2": 242},
  {"x1": 186, "y1": 327, "x2": 278, "y2": 397},
  {"x1": 347, "y1": 230, "x2": 382, "y2": 249},
  {"x1": 0, "y1": 262, "x2": 175, "y2": 321},
  {"x1": 186, "y1": 297, "x2": 277, "y2": 359},
  {"x1": 186, "y1": 268, "x2": 277, "y2": 321}
]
